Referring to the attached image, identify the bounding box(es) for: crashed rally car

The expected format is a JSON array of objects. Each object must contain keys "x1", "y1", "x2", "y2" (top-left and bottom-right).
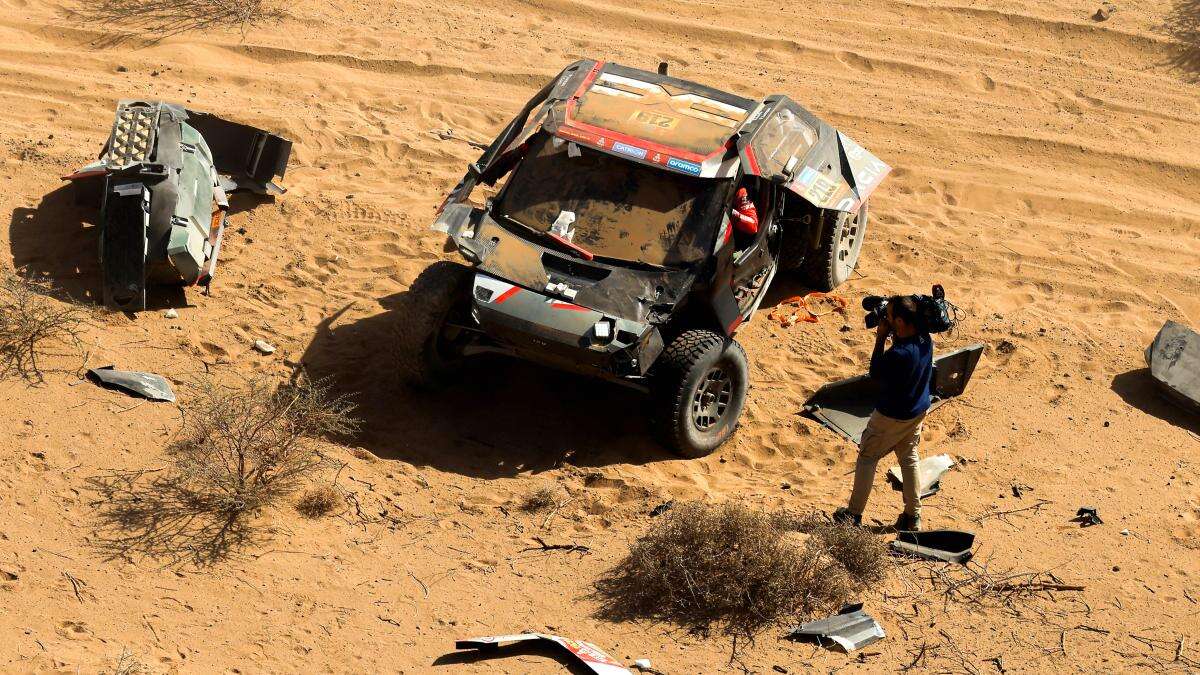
[
  {"x1": 402, "y1": 60, "x2": 891, "y2": 457},
  {"x1": 64, "y1": 100, "x2": 292, "y2": 310}
]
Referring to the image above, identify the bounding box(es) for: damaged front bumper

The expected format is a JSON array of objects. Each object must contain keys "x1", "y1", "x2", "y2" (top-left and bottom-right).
[{"x1": 467, "y1": 272, "x2": 664, "y2": 387}]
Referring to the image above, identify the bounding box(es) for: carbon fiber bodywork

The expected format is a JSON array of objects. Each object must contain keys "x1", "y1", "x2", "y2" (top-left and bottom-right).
[
  {"x1": 64, "y1": 100, "x2": 291, "y2": 310},
  {"x1": 470, "y1": 272, "x2": 663, "y2": 382}
]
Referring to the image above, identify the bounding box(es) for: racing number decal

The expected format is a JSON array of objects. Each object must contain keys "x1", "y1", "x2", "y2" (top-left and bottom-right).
[{"x1": 630, "y1": 110, "x2": 679, "y2": 129}]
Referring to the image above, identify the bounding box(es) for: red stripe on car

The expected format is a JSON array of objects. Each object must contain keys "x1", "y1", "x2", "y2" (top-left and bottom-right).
[
  {"x1": 550, "y1": 302, "x2": 589, "y2": 311},
  {"x1": 494, "y1": 287, "x2": 521, "y2": 304}
]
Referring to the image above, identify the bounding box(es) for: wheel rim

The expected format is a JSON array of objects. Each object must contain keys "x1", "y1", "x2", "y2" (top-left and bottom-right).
[
  {"x1": 691, "y1": 366, "x2": 733, "y2": 432},
  {"x1": 834, "y1": 202, "x2": 869, "y2": 280},
  {"x1": 426, "y1": 300, "x2": 473, "y2": 367}
]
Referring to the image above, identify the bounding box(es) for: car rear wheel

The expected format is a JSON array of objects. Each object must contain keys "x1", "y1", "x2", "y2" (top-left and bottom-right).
[
  {"x1": 395, "y1": 260, "x2": 475, "y2": 386},
  {"x1": 653, "y1": 329, "x2": 749, "y2": 458},
  {"x1": 803, "y1": 201, "x2": 869, "y2": 291}
]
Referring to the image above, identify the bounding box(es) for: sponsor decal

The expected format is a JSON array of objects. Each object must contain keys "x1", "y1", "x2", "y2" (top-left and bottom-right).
[
  {"x1": 629, "y1": 110, "x2": 679, "y2": 129},
  {"x1": 666, "y1": 157, "x2": 702, "y2": 175},
  {"x1": 611, "y1": 141, "x2": 648, "y2": 159}
]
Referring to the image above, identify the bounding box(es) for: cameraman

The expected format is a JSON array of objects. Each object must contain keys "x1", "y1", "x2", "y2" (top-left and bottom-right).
[{"x1": 834, "y1": 295, "x2": 933, "y2": 531}]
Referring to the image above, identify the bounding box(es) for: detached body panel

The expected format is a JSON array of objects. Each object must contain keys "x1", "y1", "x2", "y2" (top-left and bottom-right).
[{"x1": 64, "y1": 100, "x2": 291, "y2": 310}]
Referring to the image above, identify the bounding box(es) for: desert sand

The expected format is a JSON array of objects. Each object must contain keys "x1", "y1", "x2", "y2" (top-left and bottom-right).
[{"x1": 1, "y1": 0, "x2": 1199, "y2": 672}]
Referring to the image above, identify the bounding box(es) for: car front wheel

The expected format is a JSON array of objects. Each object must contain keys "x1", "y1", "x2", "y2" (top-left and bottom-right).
[{"x1": 652, "y1": 329, "x2": 749, "y2": 458}]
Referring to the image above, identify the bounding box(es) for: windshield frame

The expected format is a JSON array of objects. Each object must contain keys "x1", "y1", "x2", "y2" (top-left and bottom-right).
[{"x1": 492, "y1": 132, "x2": 732, "y2": 270}]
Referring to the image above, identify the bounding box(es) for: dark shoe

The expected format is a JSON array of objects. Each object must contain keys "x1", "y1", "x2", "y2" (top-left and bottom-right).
[
  {"x1": 832, "y1": 507, "x2": 862, "y2": 527},
  {"x1": 894, "y1": 512, "x2": 921, "y2": 532}
]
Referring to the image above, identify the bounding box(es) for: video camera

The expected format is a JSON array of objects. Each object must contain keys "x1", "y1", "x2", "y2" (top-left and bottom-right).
[{"x1": 863, "y1": 285, "x2": 958, "y2": 334}]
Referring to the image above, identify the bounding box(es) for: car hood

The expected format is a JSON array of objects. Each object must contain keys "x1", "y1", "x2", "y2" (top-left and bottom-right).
[{"x1": 437, "y1": 206, "x2": 695, "y2": 324}]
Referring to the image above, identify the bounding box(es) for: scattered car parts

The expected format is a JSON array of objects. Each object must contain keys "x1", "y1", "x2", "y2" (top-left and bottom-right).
[
  {"x1": 890, "y1": 529, "x2": 975, "y2": 563},
  {"x1": 785, "y1": 603, "x2": 885, "y2": 652},
  {"x1": 1073, "y1": 506, "x2": 1103, "y2": 527},
  {"x1": 887, "y1": 454, "x2": 955, "y2": 498},
  {"x1": 64, "y1": 100, "x2": 291, "y2": 311},
  {"x1": 454, "y1": 633, "x2": 631, "y2": 674},
  {"x1": 1145, "y1": 320, "x2": 1200, "y2": 415},
  {"x1": 804, "y1": 344, "x2": 984, "y2": 443},
  {"x1": 86, "y1": 366, "x2": 175, "y2": 402}
]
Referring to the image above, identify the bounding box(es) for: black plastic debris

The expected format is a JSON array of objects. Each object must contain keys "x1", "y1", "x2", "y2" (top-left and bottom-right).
[
  {"x1": 785, "y1": 603, "x2": 885, "y2": 652},
  {"x1": 87, "y1": 366, "x2": 175, "y2": 402},
  {"x1": 886, "y1": 454, "x2": 954, "y2": 498},
  {"x1": 649, "y1": 501, "x2": 674, "y2": 517},
  {"x1": 804, "y1": 344, "x2": 984, "y2": 443},
  {"x1": 890, "y1": 529, "x2": 975, "y2": 564},
  {"x1": 1145, "y1": 320, "x2": 1200, "y2": 415},
  {"x1": 1073, "y1": 506, "x2": 1102, "y2": 527}
]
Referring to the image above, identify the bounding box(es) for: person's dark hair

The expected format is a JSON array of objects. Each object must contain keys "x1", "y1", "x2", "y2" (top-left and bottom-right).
[{"x1": 887, "y1": 295, "x2": 920, "y2": 326}]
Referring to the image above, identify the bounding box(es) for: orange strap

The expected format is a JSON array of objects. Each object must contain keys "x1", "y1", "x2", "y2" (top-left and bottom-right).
[{"x1": 767, "y1": 292, "x2": 848, "y2": 327}]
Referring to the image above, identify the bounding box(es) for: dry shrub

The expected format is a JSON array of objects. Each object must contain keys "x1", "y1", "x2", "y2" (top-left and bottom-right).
[
  {"x1": 169, "y1": 375, "x2": 358, "y2": 512},
  {"x1": 519, "y1": 484, "x2": 560, "y2": 512},
  {"x1": 0, "y1": 273, "x2": 89, "y2": 381},
  {"x1": 810, "y1": 522, "x2": 889, "y2": 585},
  {"x1": 595, "y1": 502, "x2": 855, "y2": 641},
  {"x1": 295, "y1": 484, "x2": 341, "y2": 518},
  {"x1": 67, "y1": 0, "x2": 284, "y2": 43}
]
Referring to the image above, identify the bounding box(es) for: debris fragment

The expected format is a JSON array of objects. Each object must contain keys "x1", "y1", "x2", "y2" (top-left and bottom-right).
[
  {"x1": 1144, "y1": 320, "x2": 1200, "y2": 415},
  {"x1": 649, "y1": 501, "x2": 673, "y2": 517},
  {"x1": 454, "y1": 634, "x2": 631, "y2": 674},
  {"x1": 890, "y1": 529, "x2": 975, "y2": 564},
  {"x1": 63, "y1": 100, "x2": 292, "y2": 310},
  {"x1": 785, "y1": 603, "x2": 885, "y2": 653},
  {"x1": 1073, "y1": 506, "x2": 1103, "y2": 527},
  {"x1": 887, "y1": 454, "x2": 955, "y2": 498},
  {"x1": 164, "y1": 308, "x2": 178, "y2": 319},
  {"x1": 86, "y1": 366, "x2": 175, "y2": 402},
  {"x1": 253, "y1": 339, "x2": 276, "y2": 355}
]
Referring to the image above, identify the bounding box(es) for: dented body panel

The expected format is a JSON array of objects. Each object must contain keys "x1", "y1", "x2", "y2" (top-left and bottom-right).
[{"x1": 64, "y1": 100, "x2": 291, "y2": 310}]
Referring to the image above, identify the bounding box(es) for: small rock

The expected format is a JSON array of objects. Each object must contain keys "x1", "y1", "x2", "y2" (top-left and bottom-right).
[
  {"x1": 774, "y1": 667, "x2": 789, "y2": 674},
  {"x1": 781, "y1": 482, "x2": 791, "y2": 490},
  {"x1": 164, "y1": 308, "x2": 178, "y2": 319},
  {"x1": 253, "y1": 339, "x2": 276, "y2": 355},
  {"x1": 839, "y1": 324, "x2": 852, "y2": 332},
  {"x1": 1093, "y1": 3, "x2": 1115, "y2": 21},
  {"x1": 346, "y1": 194, "x2": 355, "y2": 200},
  {"x1": 1103, "y1": 420, "x2": 1110, "y2": 427},
  {"x1": 150, "y1": 70, "x2": 160, "y2": 77},
  {"x1": 996, "y1": 339, "x2": 1017, "y2": 354},
  {"x1": 1112, "y1": 565, "x2": 1121, "y2": 572},
  {"x1": 115, "y1": 65, "x2": 128, "y2": 72},
  {"x1": 1120, "y1": 529, "x2": 1130, "y2": 536},
  {"x1": 31, "y1": 452, "x2": 45, "y2": 460}
]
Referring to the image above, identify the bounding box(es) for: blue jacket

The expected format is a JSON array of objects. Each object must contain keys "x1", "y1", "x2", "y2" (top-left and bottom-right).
[{"x1": 870, "y1": 333, "x2": 933, "y2": 420}]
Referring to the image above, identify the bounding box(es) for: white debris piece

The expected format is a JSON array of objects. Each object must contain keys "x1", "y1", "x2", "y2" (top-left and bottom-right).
[
  {"x1": 253, "y1": 339, "x2": 276, "y2": 355},
  {"x1": 164, "y1": 308, "x2": 179, "y2": 319}
]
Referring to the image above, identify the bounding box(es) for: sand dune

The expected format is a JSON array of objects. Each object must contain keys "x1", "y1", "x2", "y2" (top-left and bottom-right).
[{"x1": 1, "y1": 0, "x2": 1199, "y2": 671}]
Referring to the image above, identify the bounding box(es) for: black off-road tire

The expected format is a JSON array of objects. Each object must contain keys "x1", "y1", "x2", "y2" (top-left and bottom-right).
[
  {"x1": 395, "y1": 260, "x2": 474, "y2": 387},
  {"x1": 802, "y1": 201, "x2": 869, "y2": 291},
  {"x1": 652, "y1": 329, "x2": 749, "y2": 458}
]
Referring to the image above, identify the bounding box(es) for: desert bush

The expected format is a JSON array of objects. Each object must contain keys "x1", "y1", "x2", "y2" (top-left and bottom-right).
[
  {"x1": 519, "y1": 484, "x2": 560, "y2": 512},
  {"x1": 169, "y1": 375, "x2": 358, "y2": 512},
  {"x1": 773, "y1": 508, "x2": 890, "y2": 585},
  {"x1": 595, "y1": 501, "x2": 855, "y2": 641},
  {"x1": 295, "y1": 484, "x2": 341, "y2": 518},
  {"x1": 70, "y1": 0, "x2": 283, "y2": 41},
  {"x1": 0, "y1": 272, "x2": 89, "y2": 381}
]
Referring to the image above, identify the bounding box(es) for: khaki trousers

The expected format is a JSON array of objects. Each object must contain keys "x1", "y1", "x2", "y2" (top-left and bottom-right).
[{"x1": 847, "y1": 410, "x2": 925, "y2": 517}]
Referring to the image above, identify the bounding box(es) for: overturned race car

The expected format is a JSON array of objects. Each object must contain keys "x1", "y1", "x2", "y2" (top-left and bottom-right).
[
  {"x1": 404, "y1": 60, "x2": 891, "y2": 457},
  {"x1": 64, "y1": 100, "x2": 292, "y2": 310}
]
